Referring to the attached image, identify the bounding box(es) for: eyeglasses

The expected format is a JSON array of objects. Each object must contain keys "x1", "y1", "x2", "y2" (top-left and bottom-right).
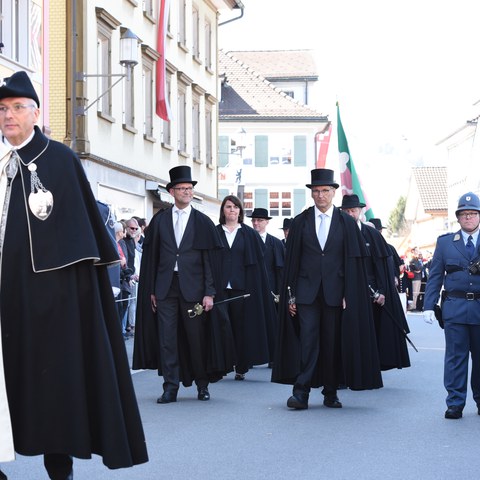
[
  {"x1": 0, "y1": 104, "x2": 37, "y2": 115},
  {"x1": 311, "y1": 188, "x2": 333, "y2": 196},
  {"x1": 458, "y1": 212, "x2": 479, "y2": 219},
  {"x1": 173, "y1": 187, "x2": 194, "y2": 193},
  {"x1": 128, "y1": 226, "x2": 138, "y2": 230}
]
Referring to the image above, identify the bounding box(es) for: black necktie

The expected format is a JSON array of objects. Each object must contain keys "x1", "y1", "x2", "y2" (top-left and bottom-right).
[{"x1": 466, "y1": 235, "x2": 475, "y2": 259}]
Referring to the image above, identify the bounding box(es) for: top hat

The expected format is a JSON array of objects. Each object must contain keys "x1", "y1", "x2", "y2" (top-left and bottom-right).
[
  {"x1": 340, "y1": 194, "x2": 366, "y2": 209},
  {"x1": 0, "y1": 71, "x2": 40, "y2": 107},
  {"x1": 166, "y1": 166, "x2": 197, "y2": 191},
  {"x1": 370, "y1": 218, "x2": 385, "y2": 231},
  {"x1": 306, "y1": 168, "x2": 339, "y2": 189},
  {"x1": 280, "y1": 217, "x2": 293, "y2": 230},
  {"x1": 247, "y1": 207, "x2": 272, "y2": 220}
]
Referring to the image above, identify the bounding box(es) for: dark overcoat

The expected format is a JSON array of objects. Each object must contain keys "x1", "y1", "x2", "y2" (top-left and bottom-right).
[
  {"x1": 271, "y1": 207, "x2": 383, "y2": 390},
  {"x1": 0, "y1": 127, "x2": 148, "y2": 468}
]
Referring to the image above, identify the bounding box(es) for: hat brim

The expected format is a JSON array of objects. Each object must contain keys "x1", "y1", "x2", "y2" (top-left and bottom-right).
[
  {"x1": 340, "y1": 203, "x2": 366, "y2": 209},
  {"x1": 247, "y1": 214, "x2": 272, "y2": 220},
  {"x1": 306, "y1": 182, "x2": 339, "y2": 189},
  {"x1": 166, "y1": 180, "x2": 197, "y2": 191}
]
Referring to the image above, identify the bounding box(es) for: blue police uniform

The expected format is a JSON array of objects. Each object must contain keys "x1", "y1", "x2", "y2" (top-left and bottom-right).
[{"x1": 424, "y1": 192, "x2": 480, "y2": 415}]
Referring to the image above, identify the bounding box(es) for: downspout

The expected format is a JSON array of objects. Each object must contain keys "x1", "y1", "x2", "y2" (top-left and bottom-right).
[{"x1": 219, "y1": 3, "x2": 245, "y2": 27}]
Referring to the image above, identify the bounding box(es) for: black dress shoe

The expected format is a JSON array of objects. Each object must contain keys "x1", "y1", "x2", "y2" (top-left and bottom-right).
[
  {"x1": 157, "y1": 391, "x2": 177, "y2": 404},
  {"x1": 323, "y1": 395, "x2": 342, "y2": 408},
  {"x1": 234, "y1": 373, "x2": 245, "y2": 381},
  {"x1": 197, "y1": 387, "x2": 210, "y2": 401},
  {"x1": 287, "y1": 392, "x2": 309, "y2": 410},
  {"x1": 445, "y1": 406, "x2": 463, "y2": 419},
  {"x1": 0, "y1": 469, "x2": 8, "y2": 480}
]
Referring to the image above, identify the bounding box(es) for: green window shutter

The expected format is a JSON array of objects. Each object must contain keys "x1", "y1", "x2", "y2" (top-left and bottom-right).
[
  {"x1": 218, "y1": 188, "x2": 230, "y2": 201},
  {"x1": 254, "y1": 189, "x2": 268, "y2": 209},
  {"x1": 294, "y1": 135, "x2": 307, "y2": 167},
  {"x1": 218, "y1": 136, "x2": 229, "y2": 167},
  {"x1": 293, "y1": 188, "x2": 306, "y2": 215},
  {"x1": 255, "y1": 135, "x2": 268, "y2": 167}
]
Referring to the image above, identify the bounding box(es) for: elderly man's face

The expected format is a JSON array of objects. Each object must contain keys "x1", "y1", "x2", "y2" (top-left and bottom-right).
[
  {"x1": 342, "y1": 207, "x2": 362, "y2": 222},
  {"x1": 0, "y1": 97, "x2": 39, "y2": 146}
]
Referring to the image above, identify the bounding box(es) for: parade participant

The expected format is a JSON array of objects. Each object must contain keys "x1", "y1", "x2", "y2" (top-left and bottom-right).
[
  {"x1": 216, "y1": 196, "x2": 276, "y2": 380},
  {"x1": 133, "y1": 166, "x2": 233, "y2": 402},
  {"x1": 0, "y1": 71, "x2": 147, "y2": 479},
  {"x1": 424, "y1": 191, "x2": 480, "y2": 419},
  {"x1": 280, "y1": 217, "x2": 293, "y2": 247},
  {"x1": 272, "y1": 169, "x2": 382, "y2": 410},
  {"x1": 409, "y1": 247, "x2": 423, "y2": 310},
  {"x1": 340, "y1": 196, "x2": 411, "y2": 370},
  {"x1": 248, "y1": 207, "x2": 285, "y2": 305}
]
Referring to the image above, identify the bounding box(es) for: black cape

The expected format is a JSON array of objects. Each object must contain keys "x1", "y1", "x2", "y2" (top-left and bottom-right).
[
  {"x1": 271, "y1": 207, "x2": 383, "y2": 391},
  {"x1": 361, "y1": 224, "x2": 411, "y2": 370},
  {"x1": 0, "y1": 127, "x2": 148, "y2": 468},
  {"x1": 133, "y1": 208, "x2": 235, "y2": 384},
  {"x1": 216, "y1": 223, "x2": 277, "y2": 365}
]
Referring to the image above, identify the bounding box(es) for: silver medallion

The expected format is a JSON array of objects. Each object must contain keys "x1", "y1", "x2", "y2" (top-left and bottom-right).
[{"x1": 27, "y1": 162, "x2": 54, "y2": 220}]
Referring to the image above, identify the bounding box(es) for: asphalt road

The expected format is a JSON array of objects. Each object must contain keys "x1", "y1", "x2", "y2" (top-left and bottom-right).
[{"x1": 3, "y1": 313, "x2": 480, "y2": 479}]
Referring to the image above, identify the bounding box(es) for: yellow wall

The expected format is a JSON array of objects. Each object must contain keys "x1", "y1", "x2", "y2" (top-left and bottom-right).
[{"x1": 48, "y1": 0, "x2": 67, "y2": 142}]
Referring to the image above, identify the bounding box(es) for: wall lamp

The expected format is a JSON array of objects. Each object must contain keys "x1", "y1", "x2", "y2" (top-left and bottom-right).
[{"x1": 74, "y1": 28, "x2": 139, "y2": 116}]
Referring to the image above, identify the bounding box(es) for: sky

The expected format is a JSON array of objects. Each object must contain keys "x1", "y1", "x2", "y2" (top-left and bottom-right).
[{"x1": 218, "y1": 0, "x2": 480, "y2": 221}]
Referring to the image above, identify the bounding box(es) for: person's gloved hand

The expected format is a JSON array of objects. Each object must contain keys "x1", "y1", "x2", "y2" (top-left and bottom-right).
[{"x1": 423, "y1": 310, "x2": 435, "y2": 324}]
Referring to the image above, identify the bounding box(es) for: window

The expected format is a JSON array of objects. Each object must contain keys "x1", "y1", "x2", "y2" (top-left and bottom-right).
[
  {"x1": 204, "y1": 19, "x2": 212, "y2": 71},
  {"x1": 143, "y1": 0, "x2": 153, "y2": 19},
  {"x1": 269, "y1": 134, "x2": 292, "y2": 165},
  {"x1": 205, "y1": 101, "x2": 213, "y2": 166},
  {"x1": 162, "y1": 64, "x2": 174, "y2": 147},
  {"x1": 192, "y1": 92, "x2": 201, "y2": 162},
  {"x1": 96, "y1": 8, "x2": 121, "y2": 120},
  {"x1": 192, "y1": 5, "x2": 200, "y2": 61},
  {"x1": 177, "y1": 72, "x2": 192, "y2": 155},
  {"x1": 141, "y1": 45, "x2": 159, "y2": 140},
  {"x1": 0, "y1": 0, "x2": 31, "y2": 67},
  {"x1": 178, "y1": 0, "x2": 186, "y2": 48}
]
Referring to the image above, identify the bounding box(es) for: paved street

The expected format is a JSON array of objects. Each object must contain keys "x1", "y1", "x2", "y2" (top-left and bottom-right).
[{"x1": 3, "y1": 313, "x2": 480, "y2": 479}]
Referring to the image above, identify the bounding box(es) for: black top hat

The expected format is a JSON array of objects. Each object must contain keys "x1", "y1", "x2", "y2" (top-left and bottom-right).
[
  {"x1": 306, "y1": 168, "x2": 339, "y2": 189},
  {"x1": 247, "y1": 207, "x2": 272, "y2": 220},
  {"x1": 280, "y1": 217, "x2": 293, "y2": 230},
  {"x1": 0, "y1": 71, "x2": 40, "y2": 107},
  {"x1": 370, "y1": 218, "x2": 385, "y2": 231},
  {"x1": 166, "y1": 166, "x2": 197, "y2": 191},
  {"x1": 340, "y1": 194, "x2": 366, "y2": 209}
]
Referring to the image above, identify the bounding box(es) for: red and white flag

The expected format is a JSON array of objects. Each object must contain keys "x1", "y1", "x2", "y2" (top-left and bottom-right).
[{"x1": 156, "y1": 0, "x2": 171, "y2": 120}]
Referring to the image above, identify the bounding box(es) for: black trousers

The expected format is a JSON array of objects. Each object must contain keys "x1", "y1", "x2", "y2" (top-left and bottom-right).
[
  {"x1": 44, "y1": 454, "x2": 73, "y2": 480},
  {"x1": 295, "y1": 290, "x2": 342, "y2": 394},
  {"x1": 226, "y1": 288, "x2": 249, "y2": 374},
  {"x1": 156, "y1": 274, "x2": 208, "y2": 392}
]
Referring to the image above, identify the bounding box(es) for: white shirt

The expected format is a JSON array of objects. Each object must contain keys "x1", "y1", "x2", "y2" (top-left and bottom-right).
[
  {"x1": 314, "y1": 204, "x2": 334, "y2": 238},
  {"x1": 222, "y1": 223, "x2": 242, "y2": 248}
]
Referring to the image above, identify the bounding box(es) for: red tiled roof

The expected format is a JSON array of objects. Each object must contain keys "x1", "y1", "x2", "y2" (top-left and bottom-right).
[
  {"x1": 412, "y1": 166, "x2": 448, "y2": 211},
  {"x1": 219, "y1": 50, "x2": 327, "y2": 121},
  {"x1": 228, "y1": 50, "x2": 318, "y2": 80}
]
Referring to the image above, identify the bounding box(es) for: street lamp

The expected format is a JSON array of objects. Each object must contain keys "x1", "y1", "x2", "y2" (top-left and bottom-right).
[{"x1": 74, "y1": 28, "x2": 140, "y2": 116}]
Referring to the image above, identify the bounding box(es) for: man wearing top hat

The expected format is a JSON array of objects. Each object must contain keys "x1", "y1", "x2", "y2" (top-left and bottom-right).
[
  {"x1": 280, "y1": 217, "x2": 293, "y2": 247},
  {"x1": 248, "y1": 207, "x2": 285, "y2": 304},
  {"x1": 272, "y1": 169, "x2": 382, "y2": 410},
  {"x1": 340, "y1": 195, "x2": 410, "y2": 371},
  {"x1": 133, "y1": 166, "x2": 233, "y2": 403},
  {"x1": 0, "y1": 71, "x2": 148, "y2": 479}
]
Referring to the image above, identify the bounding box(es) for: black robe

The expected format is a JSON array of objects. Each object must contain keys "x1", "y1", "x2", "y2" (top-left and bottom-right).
[
  {"x1": 216, "y1": 223, "x2": 277, "y2": 365},
  {"x1": 0, "y1": 127, "x2": 148, "y2": 468},
  {"x1": 132, "y1": 208, "x2": 235, "y2": 384},
  {"x1": 271, "y1": 207, "x2": 383, "y2": 391},
  {"x1": 361, "y1": 224, "x2": 411, "y2": 370}
]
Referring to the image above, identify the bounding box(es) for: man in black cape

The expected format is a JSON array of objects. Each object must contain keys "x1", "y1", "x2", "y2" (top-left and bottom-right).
[
  {"x1": 0, "y1": 71, "x2": 147, "y2": 479},
  {"x1": 271, "y1": 169, "x2": 382, "y2": 410},
  {"x1": 133, "y1": 167, "x2": 234, "y2": 403},
  {"x1": 341, "y1": 196, "x2": 411, "y2": 370}
]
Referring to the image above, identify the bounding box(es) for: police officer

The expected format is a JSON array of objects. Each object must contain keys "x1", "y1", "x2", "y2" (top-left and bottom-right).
[{"x1": 424, "y1": 191, "x2": 480, "y2": 419}]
